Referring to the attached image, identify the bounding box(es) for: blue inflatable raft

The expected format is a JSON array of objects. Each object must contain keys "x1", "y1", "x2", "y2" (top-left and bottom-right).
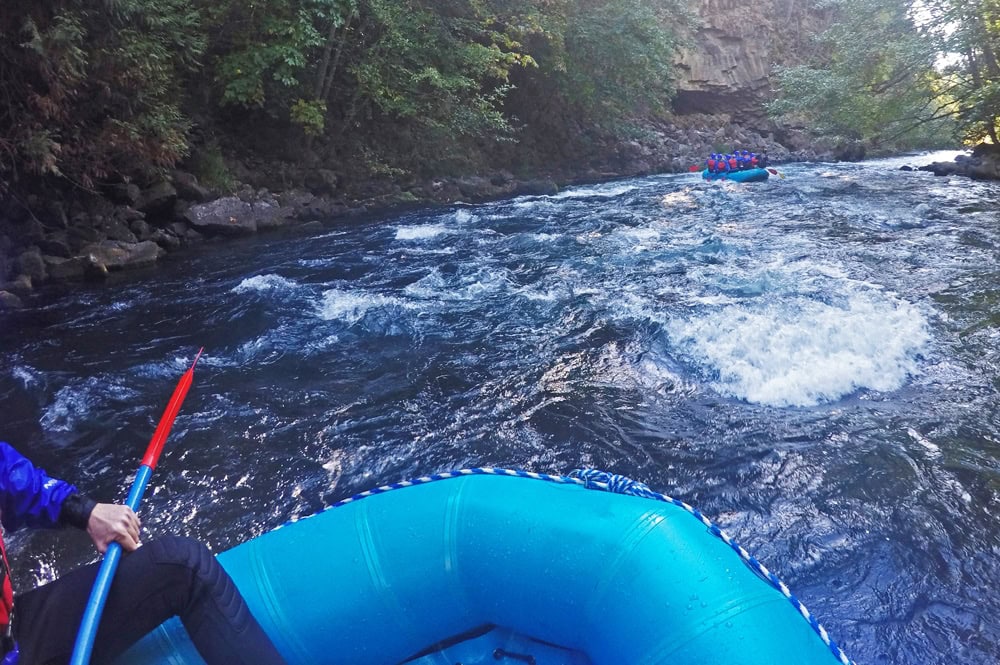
[
  {"x1": 702, "y1": 167, "x2": 770, "y2": 182},
  {"x1": 117, "y1": 469, "x2": 853, "y2": 665}
]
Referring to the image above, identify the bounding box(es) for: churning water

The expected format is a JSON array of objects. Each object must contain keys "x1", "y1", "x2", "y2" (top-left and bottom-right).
[{"x1": 2, "y1": 151, "x2": 999, "y2": 664}]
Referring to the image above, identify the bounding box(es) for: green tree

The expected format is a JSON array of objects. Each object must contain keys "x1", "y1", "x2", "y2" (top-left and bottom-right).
[
  {"x1": 557, "y1": 0, "x2": 688, "y2": 123},
  {"x1": 917, "y1": 0, "x2": 1000, "y2": 144},
  {"x1": 0, "y1": 0, "x2": 697, "y2": 193},
  {"x1": 1, "y1": 0, "x2": 205, "y2": 189},
  {"x1": 769, "y1": 0, "x2": 959, "y2": 148}
]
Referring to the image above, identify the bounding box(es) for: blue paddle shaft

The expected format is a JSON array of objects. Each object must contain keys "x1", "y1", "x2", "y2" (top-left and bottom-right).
[{"x1": 69, "y1": 464, "x2": 154, "y2": 665}]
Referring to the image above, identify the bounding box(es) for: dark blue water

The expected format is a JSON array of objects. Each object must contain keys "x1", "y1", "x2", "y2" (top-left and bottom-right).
[{"x1": 2, "y1": 151, "x2": 998, "y2": 664}]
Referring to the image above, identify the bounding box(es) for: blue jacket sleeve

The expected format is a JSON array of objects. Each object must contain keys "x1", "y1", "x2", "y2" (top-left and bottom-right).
[{"x1": 0, "y1": 441, "x2": 81, "y2": 531}]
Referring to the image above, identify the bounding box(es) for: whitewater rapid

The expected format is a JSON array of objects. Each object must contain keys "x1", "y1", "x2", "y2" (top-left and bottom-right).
[{"x1": 2, "y1": 150, "x2": 998, "y2": 665}]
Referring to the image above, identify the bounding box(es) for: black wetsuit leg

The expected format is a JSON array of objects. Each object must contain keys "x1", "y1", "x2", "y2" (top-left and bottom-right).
[{"x1": 13, "y1": 536, "x2": 286, "y2": 665}]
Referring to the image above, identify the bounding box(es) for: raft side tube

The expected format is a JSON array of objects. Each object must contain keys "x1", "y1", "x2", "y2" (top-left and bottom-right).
[{"x1": 116, "y1": 474, "x2": 841, "y2": 665}]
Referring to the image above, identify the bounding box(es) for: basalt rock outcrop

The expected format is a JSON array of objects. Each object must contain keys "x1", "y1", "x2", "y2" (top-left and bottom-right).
[{"x1": 674, "y1": 0, "x2": 834, "y2": 125}]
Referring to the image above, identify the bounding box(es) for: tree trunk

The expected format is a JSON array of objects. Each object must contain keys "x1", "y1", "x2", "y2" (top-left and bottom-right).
[
  {"x1": 321, "y1": 17, "x2": 353, "y2": 103},
  {"x1": 314, "y1": 21, "x2": 339, "y2": 101}
]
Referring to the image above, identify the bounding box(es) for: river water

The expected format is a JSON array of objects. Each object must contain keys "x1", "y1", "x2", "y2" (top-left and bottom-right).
[{"x1": 1, "y1": 151, "x2": 997, "y2": 664}]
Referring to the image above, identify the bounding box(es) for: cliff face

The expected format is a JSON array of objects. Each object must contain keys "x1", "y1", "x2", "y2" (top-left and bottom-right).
[{"x1": 673, "y1": 0, "x2": 832, "y2": 120}]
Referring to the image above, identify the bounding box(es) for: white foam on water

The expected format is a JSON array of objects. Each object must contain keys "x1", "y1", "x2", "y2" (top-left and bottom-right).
[
  {"x1": 511, "y1": 199, "x2": 549, "y2": 210},
  {"x1": 453, "y1": 268, "x2": 512, "y2": 299},
  {"x1": 552, "y1": 183, "x2": 638, "y2": 199},
  {"x1": 690, "y1": 295, "x2": 739, "y2": 306},
  {"x1": 11, "y1": 365, "x2": 38, "y2": 388},
  {"x1": 660, "y1": 189, "x2": 700, "y2": 210},
  {"x1": 665, "y1": 291, "x2": 930, "y2": 407},
  {"x1": 316, "y1": 288, "x2": 402, "y2": 324},
  {"x1": 394, "y1": 225, "x2": 450, "y2": 241},
  {"x1": 400, "y1": 246, "x2": 456, "y2": 256},
  {"x1": 619, "y1": 226, "x2": 660, "y2": 243},
  {"x1": 403, "y1": 267, "x2": 512, "y2": 302},
  {"x1": 515, "y1": 267, "x2": 583, "y2": 305},
  {"x1": 519, "y1": 287, "x2": 563, "y2": 303},
  {"x1": 235, "y1": 334, "x2": 281, "y2": 364},
  {"x1": 41, "y1": 378, "x2": 138, "y2": 432},
  {"x1": 403, "y1": 270, "x2": 448, "y2": 300},
  {"x1": 299, "y1": 258, "x2": 334, "y2": 268},
  {"x1": 232, "y1": 274, "x2": 298, "y2": 293},
  {"x1": 907, "y1": 427, "x2": 942, "y2": 457}
]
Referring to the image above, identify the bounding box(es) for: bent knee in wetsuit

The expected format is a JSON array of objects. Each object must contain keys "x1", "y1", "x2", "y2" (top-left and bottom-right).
[
  {"x1": 12, "y1": 535, "x2": 285, "y2": 665},
  {"x1": 143, "y1": 536, "x2": 253, "y2": 633}
]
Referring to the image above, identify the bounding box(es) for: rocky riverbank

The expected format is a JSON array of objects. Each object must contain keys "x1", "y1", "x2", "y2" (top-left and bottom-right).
[
  {"x1": 917, "y1": 143, "x2": 998, "y2": 179},
  {"x1": 0, "y1": 114, "x2": 866, "y2": 310}
]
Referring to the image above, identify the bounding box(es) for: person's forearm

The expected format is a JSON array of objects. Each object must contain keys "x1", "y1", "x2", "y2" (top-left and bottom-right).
[
  {"x1": 0, "y1": 442, "x2": 81, "y2": 530},
  {"x1": 58, "y1": 492, "x2": 97, "y2": 530}
]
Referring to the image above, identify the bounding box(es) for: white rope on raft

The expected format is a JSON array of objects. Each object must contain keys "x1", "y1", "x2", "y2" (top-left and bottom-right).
[{"x1": 277, "y1": 466, "x2": 855, "y2": 665}]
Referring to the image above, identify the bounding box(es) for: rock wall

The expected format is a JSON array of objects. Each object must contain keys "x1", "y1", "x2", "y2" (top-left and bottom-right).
[{"x1": 674, "y1": 0, "x2": 833, "y2": 123}]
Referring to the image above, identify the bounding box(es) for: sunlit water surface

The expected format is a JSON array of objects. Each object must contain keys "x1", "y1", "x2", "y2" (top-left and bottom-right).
[{"x1": 2, "y1": 151, "x2": 999, "y2": 664}]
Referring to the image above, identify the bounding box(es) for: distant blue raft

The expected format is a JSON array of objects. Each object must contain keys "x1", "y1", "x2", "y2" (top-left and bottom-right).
[
  {"x1": 703, "y1": 167, "x2": 770, "y2": 182},
  {"x1": 117, "y1": 469, "x2": 852, "y2": 665}
]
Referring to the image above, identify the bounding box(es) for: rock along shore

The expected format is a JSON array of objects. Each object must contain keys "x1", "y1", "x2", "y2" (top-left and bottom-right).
[
  {"x1": 917, "y1": 143, "x2": 1000, "y2": 180},
  {"x1": 0, "y1": 114, "x2": 874, "y2": 310}
]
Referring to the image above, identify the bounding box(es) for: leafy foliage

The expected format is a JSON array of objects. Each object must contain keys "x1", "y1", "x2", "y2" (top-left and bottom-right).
[
  {"x1": 290, "y1": 99, "x2": 328, "y2": 136},
  {"x1": 555, "y1": 0, "x2": 688, "y2": 123},
  {"x1": 768, "y1": 0, "x2": 966, "y2": 148},
  {"x1": 349, "y1": 0, "x2": 526, "y2": 140},
  {"x1": 205, "y1": 0, "x2": 337, "y2": 108},
  {"x1": 918, "y1": 0, "x2": 1000, "y2": 144},
  {"x1": 1, "y1": 0, "x2": 205, "y2": 189},
  {"x1": 1, "y1": 0, "x2": 694, "y2": 191}
]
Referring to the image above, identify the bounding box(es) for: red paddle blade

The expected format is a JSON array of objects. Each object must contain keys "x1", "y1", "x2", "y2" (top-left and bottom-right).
[
  {"x1": 688, "y1": 165, "x2": 701, "y2": 172},
  {"x1": 140, "y1": 348, "x2": 203, "y2": 470}
]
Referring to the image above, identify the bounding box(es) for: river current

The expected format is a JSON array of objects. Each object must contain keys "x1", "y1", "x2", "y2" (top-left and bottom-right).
[{"x1": 1, "y1": 151, "x2": 998, "y2": 664}]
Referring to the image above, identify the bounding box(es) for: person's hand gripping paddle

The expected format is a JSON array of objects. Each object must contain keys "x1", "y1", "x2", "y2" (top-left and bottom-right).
[{"x1": 69, "y1": 349, "x2": 203, "y2": 665}]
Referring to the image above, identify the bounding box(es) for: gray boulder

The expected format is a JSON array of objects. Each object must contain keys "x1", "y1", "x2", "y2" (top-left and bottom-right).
[
  {"x1": 13, "y1": 218, "x2": 46, "y2": 244},
  {"x1": 102, "y1": 218, "x2": 138, "y2": 243},
  {"x1": 920, "y1": 161, "x2": 963, "y2": 177},
  {"x1": 130, "y1": 219, "x2": 152, "y2": 241},
  {"x1": 514, "y1": 179, "x2": 559, "y2": 196},
  {"x1": 137, "y1": 182, "x2": 178, "y2": 217},
  {"x1": 17, "y1": 250, "x2": 46, "y2": 282},
  {"x1": 172, "y1": 171, "x2": 212, "y2": 202},
  {"x1": 2, "y1": 275, "x2": 32, "y2": 296},
  {"x1": 121, "y1": 207, "x2": 146, "y2": 222},
  {"x1": 252, "y1": 198, "x2": 295, "y2": 230},
  {"x1": 969, "y1": 159, "x2": 1000, "y2": 180},
  {"x1": 184, "y1": 197, "x2": 257, "y2": 236},
  {"x1": 38, "y1": 235, "x2": 73, "y2": 258},
  {"x1": 81, "y1": 240, "x2": 162, "y2": 271},
  {"x1": 295, "y1": 221, "x2": 325, "y2": 234},
  {"x1": 44, "y1": 254, "x2": 106, "y2": 281},
  {"x1": 150, "y1": 229, "x2": 182, "y2": 250},
  {"x1": 455, "y1": 176, "x2": 498, "y2": 200},
  {"x1": 0, "y1": 291, "x2": 23, "y2": 310},
  {"x1": 184, "y1": 196, "x2": 294, "y2": 235},
  {"x1": 106, "y1": 183, "x2": 141, "y2": 206},
  {"x1": 68, "y1": 225, "x2": 104, "y2": 252},
  {"x1": 304, "y1": 169, "x2": 340, "y2": 195}
]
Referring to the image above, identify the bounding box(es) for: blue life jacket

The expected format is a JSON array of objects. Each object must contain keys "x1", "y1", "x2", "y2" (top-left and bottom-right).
[
  {"x1": 0, "y1": 442, "x2": 80, "y2": 531},
  {"x1": 0, "y1": 441, "x2": 85, "y2": 659}
]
